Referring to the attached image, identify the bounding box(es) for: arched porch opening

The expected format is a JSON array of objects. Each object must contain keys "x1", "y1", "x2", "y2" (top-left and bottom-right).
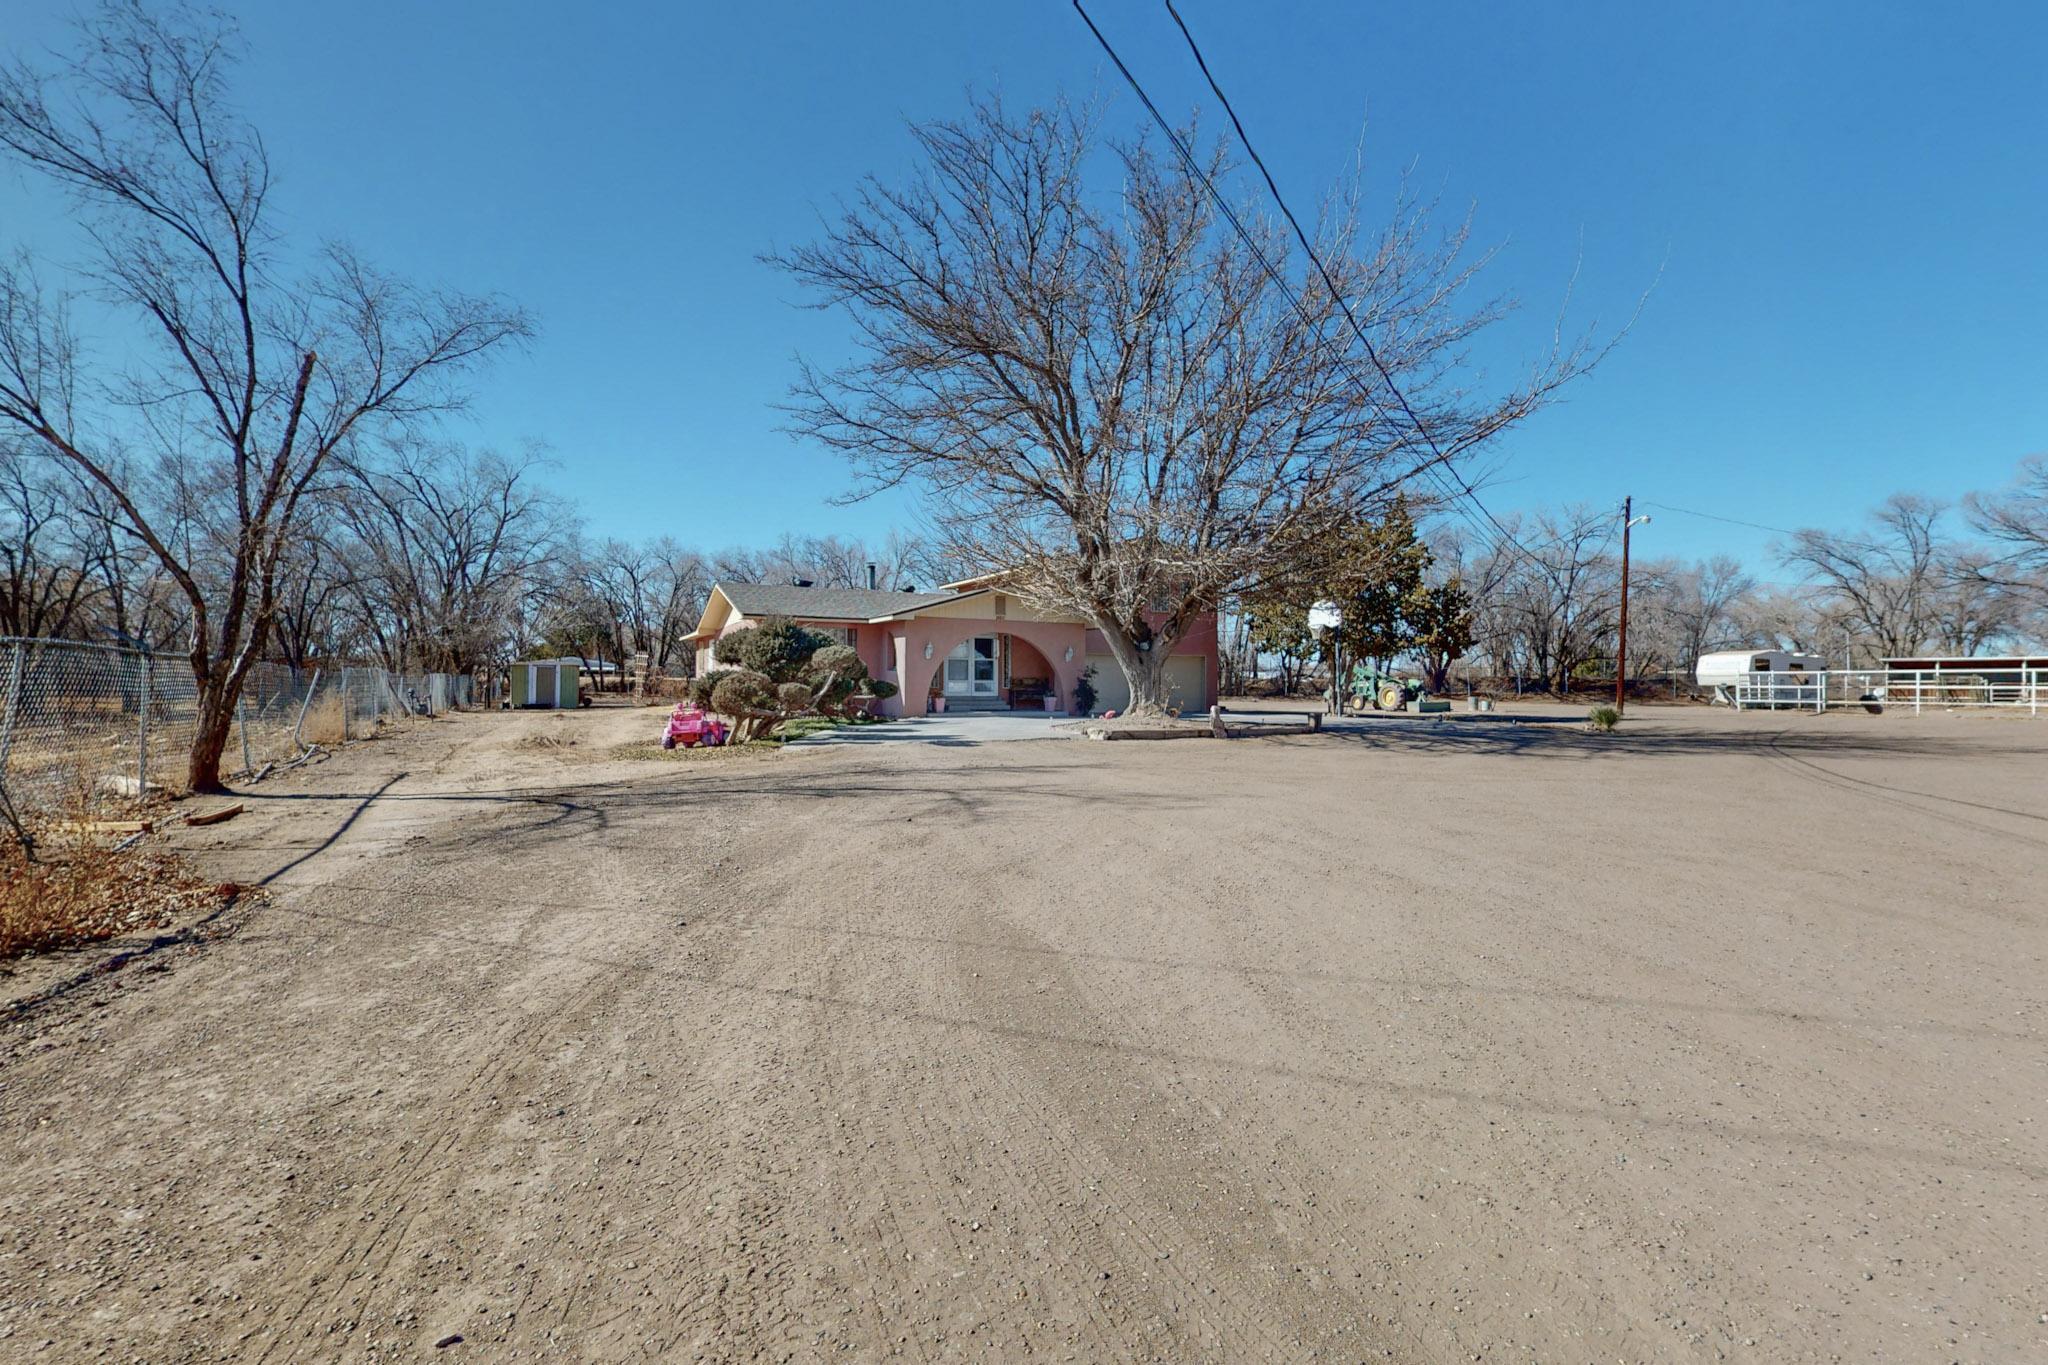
[{"x1": 903, "y1": 619, "x2": 1086, "y2": 714}]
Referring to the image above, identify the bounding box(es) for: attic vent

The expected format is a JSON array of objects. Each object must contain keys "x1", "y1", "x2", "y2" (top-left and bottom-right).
[{"x1": 994, "y1": 594, "x2": 1007, "y2": 619}]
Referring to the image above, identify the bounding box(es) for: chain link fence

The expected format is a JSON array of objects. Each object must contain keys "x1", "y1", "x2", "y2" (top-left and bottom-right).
[{"x1": 0, "y1": 637, "x2": 477, "y2": 818}]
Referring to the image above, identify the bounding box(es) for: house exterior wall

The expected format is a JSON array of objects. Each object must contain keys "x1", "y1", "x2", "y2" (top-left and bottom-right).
[{"x1": 693, "y1": 602, "x2": 1218, "y2": 719}]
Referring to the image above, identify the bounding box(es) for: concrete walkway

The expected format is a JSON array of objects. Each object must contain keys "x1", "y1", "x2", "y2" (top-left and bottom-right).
[{"x1": 791, "y1": 711, "x2": 1075, "y2": 746}]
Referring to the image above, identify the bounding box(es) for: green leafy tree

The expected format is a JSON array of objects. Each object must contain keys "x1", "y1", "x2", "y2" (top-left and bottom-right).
[
  {"x1": 1406, "y1": 578, "x2": 1475, "y2": 693},
  {"x1": 1242, "y1": 500, "x2": 1429, "y2": 694},
  {"x1": 1243, "y1": 597, "x2": 1315, "y2": 695},
  {"x1": 1339, "y1": 501, "x2": 1429, "y2": 667}
]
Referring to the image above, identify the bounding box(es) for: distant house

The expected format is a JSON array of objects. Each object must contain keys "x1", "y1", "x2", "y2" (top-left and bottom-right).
[{"x1": 683, "y1": 577, "x2": 1217, "y2": 717}]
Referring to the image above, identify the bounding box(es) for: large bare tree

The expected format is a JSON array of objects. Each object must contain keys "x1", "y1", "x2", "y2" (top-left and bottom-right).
[
  {"x1": 772, "y1": 95, "x2": 1588, "y2": 713},
  {"x1": 0, "y1": 439, "x2": 106, "y2": 639},
  {"x1": 0, "y1": 3, "x2": 528, "y2": 789},
  {"x1": 328, "y1": 441, "x2": 567, "y2": 674},
  {"x1": 1964, "y1": 455, "x2": 2048, "y2": 630},
  {"x1": 1779, "y1": 495, "x2": 1956, "y2": 659}
]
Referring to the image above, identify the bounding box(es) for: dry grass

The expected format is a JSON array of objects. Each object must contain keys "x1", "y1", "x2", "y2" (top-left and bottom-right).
[
  {"x1": 300, "y1": 693, "x2": 348, "y2": 746},
  {"x1": 1, "y1": 831, "x2": 234, "y2": 963},
  {"x1": 605, "y1": 739, "x2": 782, "y2": 765}
]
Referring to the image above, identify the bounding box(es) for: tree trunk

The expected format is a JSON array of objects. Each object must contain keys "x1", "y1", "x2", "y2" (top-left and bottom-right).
[
  {"x1": 1098, "y1": 628, "x2": 1174, "y2": 715},
  {"x1": 187, "y1": 683, "x2": 236, "y2": 794}
]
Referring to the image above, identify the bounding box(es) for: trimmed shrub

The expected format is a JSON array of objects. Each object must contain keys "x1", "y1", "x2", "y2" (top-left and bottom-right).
[
  {"x1": 865, "y1": 679, "x2": 899, "y2": 701},
  {"x1": 688, "y1": 669, "x2": 735, "y2": 707},
  {"x1": 806, "y1": 644, "x2": 869, "y2": 715},
  {"x1": 776, "y1": 681, "x2": 815, "y2": 714},
  {"x1": 806, "y1": 644, "x2": 866, "y2": 682},
  {"x1": 715, "y1": 617, "x2": 832, "y2": 683},
  {"x1": 710, "y1": 669, "x2": 778, "y2": 725}
]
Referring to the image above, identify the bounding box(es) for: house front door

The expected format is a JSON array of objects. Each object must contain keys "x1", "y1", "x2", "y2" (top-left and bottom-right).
[{"x1": 943, "y1": 637, "x2": 999, "y2": 697}]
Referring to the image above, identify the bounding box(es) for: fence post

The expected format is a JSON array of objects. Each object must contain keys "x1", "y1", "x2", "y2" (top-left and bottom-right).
[
  {"x1": 293, "y1": 667, "x2": 322, "y2": 750},
  {"x1": 238, "y1": 694, "x2": 252, "y2": 774},
  {"x1": 137, "y1": 653, "x2": 151, "y2": 793}
]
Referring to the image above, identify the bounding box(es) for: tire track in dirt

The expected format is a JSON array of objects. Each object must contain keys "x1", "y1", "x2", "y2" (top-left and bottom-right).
[
  {"x1": 231, "y1": 763, "x2": 715, "y2": 1359},
  {"x1": 948, "y1": 893, "x2": 1401, "y2": 1362},
  {"x1": 1758, "y1": 729, "x2": 2048, "y2": 849}
]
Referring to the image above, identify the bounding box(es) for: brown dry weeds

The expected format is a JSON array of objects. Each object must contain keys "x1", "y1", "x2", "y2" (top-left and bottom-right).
[{"x1": 0, "y1": 832, "x2": 232, "y2": 962}]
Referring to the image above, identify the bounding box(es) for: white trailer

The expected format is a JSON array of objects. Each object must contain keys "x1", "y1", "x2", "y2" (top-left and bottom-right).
[{"x1": 1695, "y1": 650, "x2": 1828, "y2": 707}]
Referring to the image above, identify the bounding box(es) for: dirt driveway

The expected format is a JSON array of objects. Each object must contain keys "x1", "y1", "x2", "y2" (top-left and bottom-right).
[{"x1": 1, "y1": 703, "x2": 2044, "y2": 1362}]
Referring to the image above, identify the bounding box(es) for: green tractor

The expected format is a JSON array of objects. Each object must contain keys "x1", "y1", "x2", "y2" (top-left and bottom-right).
[{"x1": 1346, "y1": 661, "x2": 1426, "y2": 712}]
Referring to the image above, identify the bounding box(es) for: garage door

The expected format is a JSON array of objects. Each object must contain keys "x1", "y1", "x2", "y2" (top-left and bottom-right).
[
  {"x1": 1084, "y1": 654, "x2": 1126, "y2": 714},
  {"x1": 1084, "y1": 654, "x2": 1207, "y2": 714},
  {"x1": 1165, "y1": 654, "x2": 1208, "y2": 711}
]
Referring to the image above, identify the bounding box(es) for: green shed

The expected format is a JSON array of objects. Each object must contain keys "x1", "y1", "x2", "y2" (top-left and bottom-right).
[{"x1": 510, "y1": 659, "x2": 580, "y2": 708}]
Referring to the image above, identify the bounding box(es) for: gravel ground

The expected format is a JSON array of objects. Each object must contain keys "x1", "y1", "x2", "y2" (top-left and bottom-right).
[{"x1": 0, "y1": 701, "x2": 2043, "y2": 1362}]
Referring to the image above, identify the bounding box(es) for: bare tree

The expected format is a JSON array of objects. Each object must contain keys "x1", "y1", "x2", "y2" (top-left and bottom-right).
[
  {"x1": 0, "y1": 5, "x2": 529, "y2": 789},
  {"x1": 1778, "y1": 495, "x2": 1955, "y2": 659},
  {"x1": 710, "y1": 530, "x2": 949, "y2": 593},
  {"x1": 0, "y1": 439, "x2": 105, "y2": 638},
  {"x1": 329, "y1": 441, "x2": 567, "y2": 674},
  {"x1": 1464, "y1": 508, "x2": 1619, "y2": 694},
  {"x1": 772, "y1": 95, "x2": 1589, "y2": 713},
  {"x1": 641, "y1": 539, "x2": 710, "y2": 675},
  {"x1": 1964, "y1": 455, "x2": 2048, "y2": 631},
  {"x1": 1638, "y1": 552, "x2": 1753, "y2": 683}
]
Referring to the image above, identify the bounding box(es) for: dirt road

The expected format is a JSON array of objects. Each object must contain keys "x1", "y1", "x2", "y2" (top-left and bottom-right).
[{"x1": 2, "y1": 704, "x2": 2044, "y2": 1362}]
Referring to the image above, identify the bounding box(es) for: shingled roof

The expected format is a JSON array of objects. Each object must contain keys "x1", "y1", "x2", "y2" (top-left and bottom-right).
[{"x1": 714, "y1": 582, "x2": 967, "y2": 621}]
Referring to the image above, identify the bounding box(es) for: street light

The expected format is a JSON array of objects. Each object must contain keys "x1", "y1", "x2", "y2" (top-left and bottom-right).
[{"x1": 1616, "y1": 498, "x2": 1652, "y2": 713}]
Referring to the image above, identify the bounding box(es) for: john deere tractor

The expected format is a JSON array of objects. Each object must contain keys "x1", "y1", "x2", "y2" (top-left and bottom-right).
[{"x1": 1346, "y1": 662, "x2": 1425, "y2": 712}]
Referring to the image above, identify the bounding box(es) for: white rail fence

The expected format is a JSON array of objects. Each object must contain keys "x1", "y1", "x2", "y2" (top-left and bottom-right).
[
  {"x1": 0, "y1": 637, "x2": 477, "y2": 815},
  {"x1": 1729, "y1": 668, "x2": 2045, "y2": 714}
]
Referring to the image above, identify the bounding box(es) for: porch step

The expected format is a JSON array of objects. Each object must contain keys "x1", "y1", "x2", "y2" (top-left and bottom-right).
[{"x1": 939, "y1": 696, "x2": 1012, "y2": 713}]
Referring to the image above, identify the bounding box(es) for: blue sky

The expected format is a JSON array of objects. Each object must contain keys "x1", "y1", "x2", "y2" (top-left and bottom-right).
[{"x1": 5, "y1": 1, "x2": 2044, "y2": 571}]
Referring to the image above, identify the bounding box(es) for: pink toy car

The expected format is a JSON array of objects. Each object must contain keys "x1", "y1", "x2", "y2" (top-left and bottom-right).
[{"x1": 661, "y1": 703, "x2": 726, "y2": 749}]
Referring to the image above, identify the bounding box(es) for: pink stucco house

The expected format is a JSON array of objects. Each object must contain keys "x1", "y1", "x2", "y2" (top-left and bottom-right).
[{"x1": 684, "y1": 577, "x2": 1217, "y2": 718}]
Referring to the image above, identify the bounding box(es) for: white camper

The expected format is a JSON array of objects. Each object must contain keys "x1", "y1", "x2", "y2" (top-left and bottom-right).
[{"x1": 1695, "y1": 650, "x2": 1828, "y2": 707}]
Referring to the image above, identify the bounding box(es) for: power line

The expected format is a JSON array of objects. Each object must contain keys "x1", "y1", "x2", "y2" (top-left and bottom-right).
[
  {"x1": 1640, "y1": 501, "x2": 1897, "y2": 556},
  {"x1": 1066, "y1": 0, "x2": 1551, "y2": 576},
  {"x1": 1154, "y1": 0, "x2": 1549, "y2": 571}
]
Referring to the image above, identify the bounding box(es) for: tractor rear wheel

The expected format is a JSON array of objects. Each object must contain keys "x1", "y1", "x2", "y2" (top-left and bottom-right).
[{"x1": 1378, "y1": 682, "x2": 1407, "y2": 711}]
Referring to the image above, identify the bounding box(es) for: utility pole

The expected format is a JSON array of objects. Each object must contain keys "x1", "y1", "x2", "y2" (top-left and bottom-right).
[{"x1": 1615, "y1": 497, "x2": 1651, "y2": 713}]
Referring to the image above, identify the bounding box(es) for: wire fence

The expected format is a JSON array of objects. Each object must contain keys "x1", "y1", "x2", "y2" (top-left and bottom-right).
[{"x1": 0, "y1": 636, "x2": 477, "y2": 818}]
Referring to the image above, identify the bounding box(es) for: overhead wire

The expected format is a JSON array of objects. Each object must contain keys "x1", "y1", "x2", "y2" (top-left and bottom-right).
[
  {"x1": 1156, "y1": 0, "x2": 1535, "y2": 558},
  {"x1": 1153, "y1": 3, "x2": 1911, "y2": 580},
  {"x1": 1067, "y1": 0, "x2": 1557, "y2": 576}
]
